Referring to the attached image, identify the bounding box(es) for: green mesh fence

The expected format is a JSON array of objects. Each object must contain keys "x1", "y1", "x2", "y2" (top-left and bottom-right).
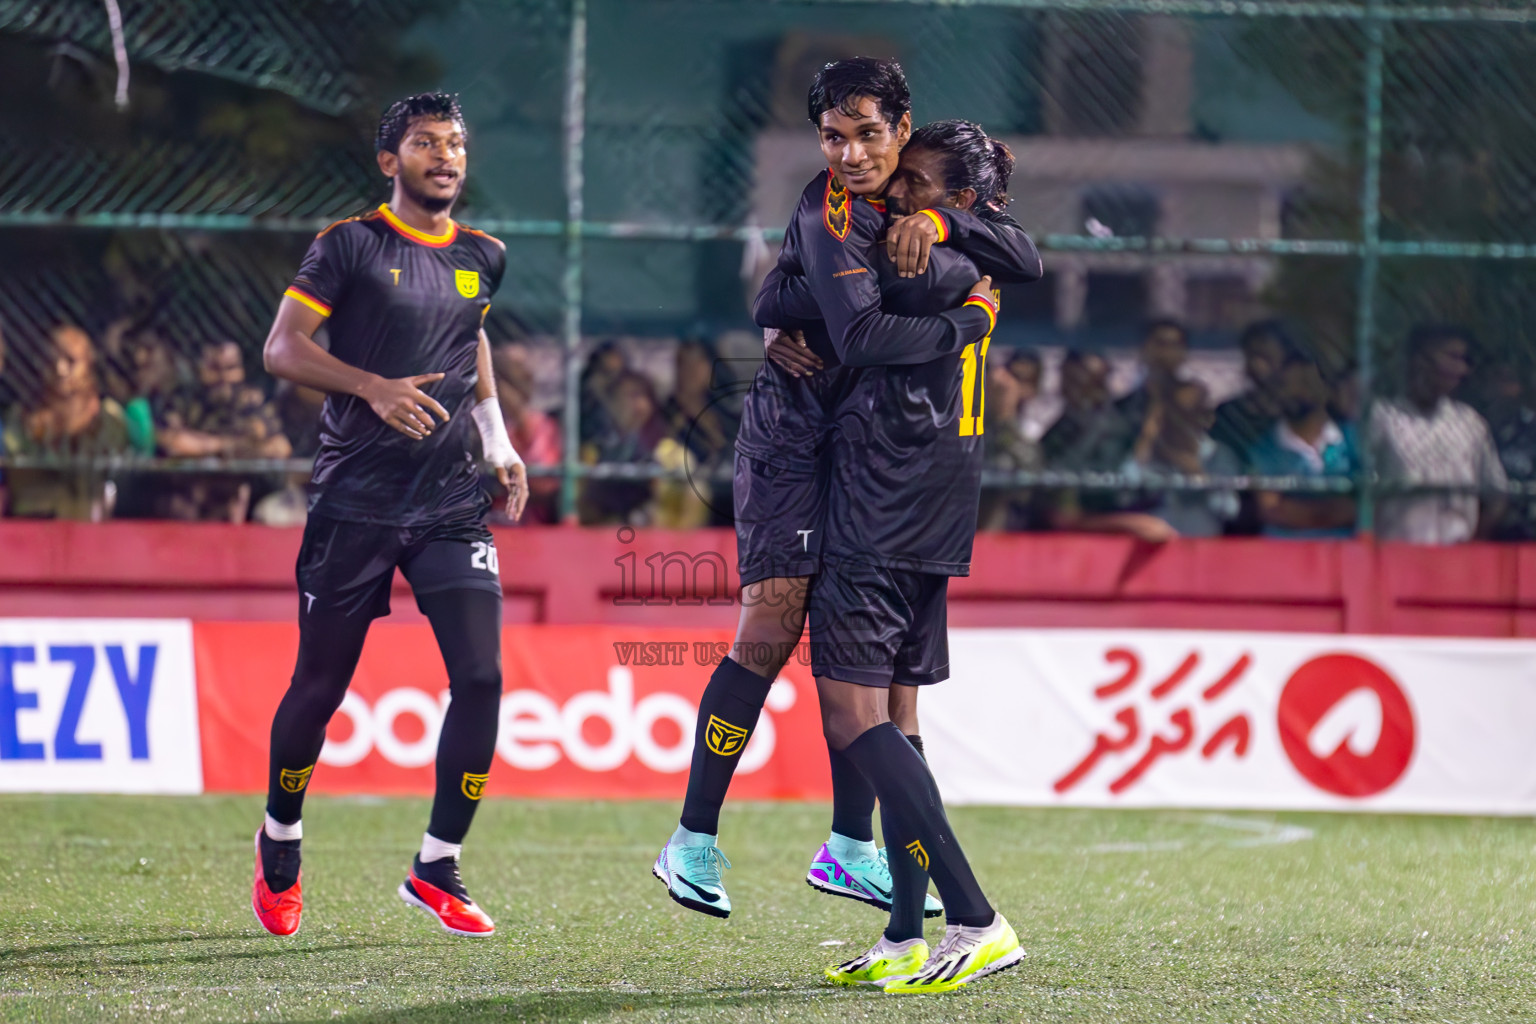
[{"x1": 1, "y1": 0, "x2": 1535, "y2": 537}]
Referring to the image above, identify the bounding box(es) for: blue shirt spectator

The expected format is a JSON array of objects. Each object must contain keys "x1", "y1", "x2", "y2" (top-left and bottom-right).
[{"x1": 1248, "y1": 353, "x2": 1359, "y2": 538}]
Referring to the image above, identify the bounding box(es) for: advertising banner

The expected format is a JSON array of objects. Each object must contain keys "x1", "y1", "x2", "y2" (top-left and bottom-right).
[
  {"x1": 194, "y1": 623, "x2": 830, "y2": 800},
  {"x1": 0, "y1": 619, "x2": 201, "y2": 794},
  {"x1": 926, "y1": 629, "x2": 1536, "y2": 814}
]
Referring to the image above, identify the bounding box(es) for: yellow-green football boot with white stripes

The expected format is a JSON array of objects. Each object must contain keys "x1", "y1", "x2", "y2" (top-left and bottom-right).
[
  {"x1": 883, "y1": 913, "x2": 1023, "y2": 995},
  {"x1": 824, "y1": 935, "x2": 929, "y2": 987}
]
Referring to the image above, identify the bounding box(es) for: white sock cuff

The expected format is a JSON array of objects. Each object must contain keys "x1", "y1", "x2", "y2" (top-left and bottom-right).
[
  {"x1": 264, "y1": 814, "x2": 301, "y2": 842},
  {"x1": 420, "y1": 832, "x2": 463, "y2": 863}
]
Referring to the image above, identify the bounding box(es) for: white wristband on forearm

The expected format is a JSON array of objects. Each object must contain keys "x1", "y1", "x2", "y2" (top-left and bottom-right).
[{"x1": 470, "y1": 396, "x2": 523, "y2": 469}]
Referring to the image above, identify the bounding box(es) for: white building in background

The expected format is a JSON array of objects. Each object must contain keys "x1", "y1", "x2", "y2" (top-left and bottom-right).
[{"x1": 749, "y1": 17, "x2": 1311, "y2": 335}]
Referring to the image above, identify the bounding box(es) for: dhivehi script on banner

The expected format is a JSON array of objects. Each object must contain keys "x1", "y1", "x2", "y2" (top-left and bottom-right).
[{"x1": 924, "y1": 629, "x2": 1536, "y2": 814}]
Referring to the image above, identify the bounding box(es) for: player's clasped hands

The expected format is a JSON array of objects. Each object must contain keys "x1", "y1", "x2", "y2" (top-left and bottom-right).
[
  {"x1": 362, "y1": 372, "x2": 450, "y2": 440},
  {"x1": 764, "y1": 327, "x2": 824, "y2": 378}
]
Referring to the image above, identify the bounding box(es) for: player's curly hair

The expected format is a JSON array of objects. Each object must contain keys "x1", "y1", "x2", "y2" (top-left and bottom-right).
[
  {"x1": 906, "y1": 119, "x2": 1015, "y2": 210},
  {"x1": 807, "y1": 57, "x2": 911, "y2": 131},
  {"x1": 376, "y1": 93, "x2": 466, "y2": 154}
]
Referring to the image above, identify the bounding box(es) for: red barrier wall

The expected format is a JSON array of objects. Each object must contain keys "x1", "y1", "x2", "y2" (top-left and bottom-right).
[{"x1": 3, "y1": 522, "x2": 1535, "y2": 636}]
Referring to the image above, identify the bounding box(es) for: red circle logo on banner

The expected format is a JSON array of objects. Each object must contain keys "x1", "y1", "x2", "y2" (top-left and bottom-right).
[{"x1": 1278, "y1": 653, "x2": 1415, "y2": 797}]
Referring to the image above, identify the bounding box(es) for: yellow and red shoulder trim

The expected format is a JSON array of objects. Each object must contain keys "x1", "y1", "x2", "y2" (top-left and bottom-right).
[
  {"x1": 865, "y1": 197, "x2": 887, "y2": 214},
  {"x1": 460, "y1": 225, "x2": 505, "y2": 249},
  {"x1": 283, "y1": 287, "x2": 332, "y2": 318},
  {"x1": 823, "y1": 171, "x2": 851, "y2": 241},
  {"x1": 378, "y1": 203, "x2": 458, "y2": 248},
  {"x1": 963, "y1": 290, "x2": 998, "y2": 334},
  {"x1": 918, "y1": 208, "x2": 949, "y2": 242},
  {"x1": 314, "y1": 214, "x2": 364, "y2": 240}
]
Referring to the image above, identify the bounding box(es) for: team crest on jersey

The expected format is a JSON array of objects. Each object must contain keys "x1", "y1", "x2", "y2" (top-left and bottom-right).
[
  {"x1": 461, "y1": 772, "x2": 489, "y2": 800},
  {"x1": 823, "y1": 173, "x2": 851, "y2": 241},
  {"x1": 705, "y1": 715, "x2": 750, "y2": 757},
  {"x1": 455, "y1": 269, "x2": 480, "y2": 298},
  {"x1": 279, "y1": 766, "x2": 314, "y2": 794}
]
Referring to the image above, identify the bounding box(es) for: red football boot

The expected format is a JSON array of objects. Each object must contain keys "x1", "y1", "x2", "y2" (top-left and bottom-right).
[
  {"x1": 251, "y1": 830, "x2": 303, "y2": 936},
  {"x1": 398, "y1": 856, "x2": 495, "y2": 937}
]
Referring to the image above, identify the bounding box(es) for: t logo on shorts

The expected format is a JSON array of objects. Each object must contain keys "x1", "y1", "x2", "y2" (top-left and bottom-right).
[
  {"x1": 279, "y1": 766, "x2": 314, "y2": 793},
  {"x1": 705, "y1": 715, "x2": 749, "y2": 757}
]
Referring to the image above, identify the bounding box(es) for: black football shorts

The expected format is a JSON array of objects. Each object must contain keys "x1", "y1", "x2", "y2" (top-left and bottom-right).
[
  {"x1": 807, "y1": 559, "x2": 950, "y2": 688},
  {"x1": 733, "y1": 454, "x2": 826, "y2": 586},
  {"x1": 295, "y1": 513, "x2": 503, "y2": 620}
]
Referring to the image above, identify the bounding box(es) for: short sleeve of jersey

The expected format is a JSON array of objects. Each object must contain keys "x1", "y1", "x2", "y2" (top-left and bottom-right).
[
  {"x1": 284, "y1": 224, "x2": 357, "y2": 318},
  {"x1": 489, "y1": 239, "x2": 507, "y2": 297}
]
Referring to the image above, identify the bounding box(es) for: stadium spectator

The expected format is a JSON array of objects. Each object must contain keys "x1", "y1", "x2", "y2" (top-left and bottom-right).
[
  {"x1": 1369, "y1": 325, "x2": 1506, "y2": 544},
  {"x1": 270, "y1": 381, "x2": 323, "y2": 460},
  {"x1": 121, "y1": 330, "x2": 182, "y2": 456},
  {"x1": 491, "y1": 342, "x2": 563, "y2": 525},
  {"x1": 1474, "y1": 359, "x2": 1536, "y2": 540},
  {"x1": 1247, "y1": 351, "x2": 1359, "y2": 538},
  {"x1": 1327, "y1": 356, "x2": 1362, "y2": 427},
  {"x1": 157, "y1": 340, "x2": 291, "y2": 523},
  {"x1": 978, "y1": 348, "x2": 1043, "y2": 530},
  {"x1": 1212, "y1": 319, "x2": 1291, "y2": 465},
  {"x1": 578, "y1": 370, "x2": 668, "y2": 525},
  {"x1": 659, "y1": 338, "x2": 737, "y2": 527},
  {"x1": 1120, "y1": 379, "x2": 1240, "y2": 538},
  {"x1": 1, "y1": 324, "x2": 129, "y2": 520},
  {"x1": 251, "y1": 381, "x2": 326, "y2": 528},
  {"x1": 1213, "y1": 320, "x2": 1294, "y2": 535},
  {"x1": 579, "y1": 339, "x2": 629, "y2": 445},
  {"x1": 158, "y1": 341, "x2": 290, "y2": 459},
  {"x1": 1116, "y1": 318, "x2": 1190, "y2": 433},
  {"x1": 1042, "y1": 348, "x2": 1170, "y2": 541}
]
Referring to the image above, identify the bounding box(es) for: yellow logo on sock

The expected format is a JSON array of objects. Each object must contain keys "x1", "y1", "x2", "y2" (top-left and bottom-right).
[
  {"x1": 279, "y1": 766, "x2": 314, "y2": 794},
  {"x1": 705, "y1": 715, "x2": 750, "y2": 757},
  {"x1": 461, "y1": 772, "x2": 489, "y2": 800},
  {"x1": 905, "y1": 840, "x2": 929, "y2": 871}
]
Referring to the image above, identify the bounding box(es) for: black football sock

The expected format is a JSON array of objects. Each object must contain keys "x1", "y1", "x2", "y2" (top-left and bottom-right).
[
  {"x1": 420, "y1": 589, "x2": 505, "y2": 845},
  {"x1": 881, "y1": 732, "x2": 931, "y2": 942},
  {"x1": 412, "y1": 854, "x2": 471, "y2": 901},
  {"x1": 842, "y1": 723, "x2": 993, "y2": 928},
  {"x1": 679, "y1": 657, "x2": 773, "y2": 836},
  {"x1": 828, "y1": 746, "x2": 877, "y2": 843},
  {"x1": 259, "y1": 831, "x2": 302, "y2": 893},
  {"x1": 266, "y1": 607, "x2": 371, "y2": 825},
  {"x1": 906, "y1": 734, "x2": 925, "y2": 760}
]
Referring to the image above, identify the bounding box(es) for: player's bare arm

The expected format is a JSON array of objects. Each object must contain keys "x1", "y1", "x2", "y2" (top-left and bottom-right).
[
  {"x1": 472, "y1": 327, "x2": 528, "y2": 521},
  {"x1": 263, "y1": 296, "x2": 449, "y2": 440}
]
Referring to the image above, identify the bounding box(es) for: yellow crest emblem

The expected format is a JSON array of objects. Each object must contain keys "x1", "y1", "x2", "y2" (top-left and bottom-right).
[
  {"x1": 279, "y1": 766, "x2": 313, "y2": 794},
  {"x1": 905, "y1": 839, "x2": 929, "y2": 871},
  {"x1": 705, "y1": 715, "x2": 750, "y2": 757},
  {"x1": 455, "y1": 269, "x2": 479, "y2": 298},
  {"x1": 461, "y1": 772, "x2": 489, "y2": 800}
]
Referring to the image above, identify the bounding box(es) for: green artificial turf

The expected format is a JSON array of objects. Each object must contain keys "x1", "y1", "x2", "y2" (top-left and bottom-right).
[{"x1": 1, "y1": 795, "x2": 1533, "y2": 1022}]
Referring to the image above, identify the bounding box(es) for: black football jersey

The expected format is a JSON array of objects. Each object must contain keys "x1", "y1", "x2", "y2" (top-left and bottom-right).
[
  {"x1": 738, "y1": 170, "x2": 1025, "y2": 471},
  {"x1": 753, "y1": 185, "x2": 1043, "y2": 575},
  {"x1": 283, "y1": 204, "x2": 506, "y2": 526}
]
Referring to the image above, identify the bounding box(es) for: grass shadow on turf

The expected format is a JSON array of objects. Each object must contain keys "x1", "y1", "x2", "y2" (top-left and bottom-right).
[
  {"x1": 306, "y1": 987, "x2": 869, "y2": 1023},
  {"x1": 0, "y1": 936, "x2": 421, "y2": 972},
  {"x1": 0, "y1": 933, "x2": 251, "y2": 962}
]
